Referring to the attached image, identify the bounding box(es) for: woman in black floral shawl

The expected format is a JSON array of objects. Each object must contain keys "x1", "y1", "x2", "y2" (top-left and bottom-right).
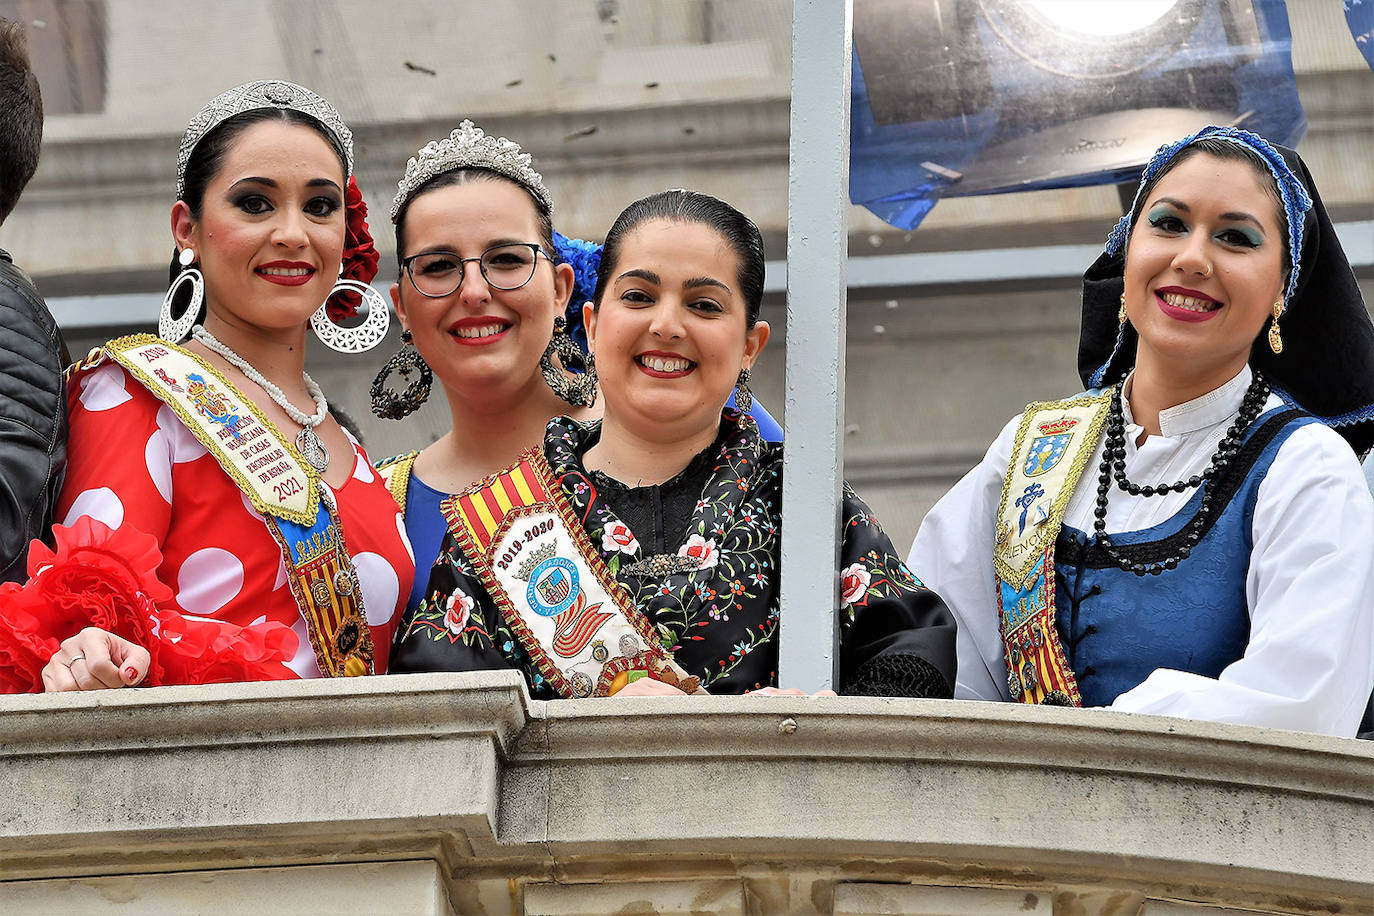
[{"x1": 390, "y1": 190, "x2": 956, "y2": 698}]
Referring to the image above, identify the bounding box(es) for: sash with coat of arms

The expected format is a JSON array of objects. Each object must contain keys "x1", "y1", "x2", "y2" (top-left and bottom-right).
[
  {"x1": 441, "y1": 449, "x2": 705, "y2": 698},
  {"x1": 71, "y1": 335, "x2": 375, "y2": 677},
  {"x1": 994, "y1": 390, "x2": 1111, "y2": 706}
]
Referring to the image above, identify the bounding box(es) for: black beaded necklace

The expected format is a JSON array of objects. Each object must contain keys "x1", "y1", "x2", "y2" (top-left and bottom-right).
[{"x1": 1092, "y1": 371, "x2": 1271, "y2": 577}]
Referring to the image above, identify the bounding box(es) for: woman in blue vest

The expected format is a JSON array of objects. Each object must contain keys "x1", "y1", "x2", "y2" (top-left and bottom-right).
[{"x1": 909, "y1": 126, "x2": 1374, "y2": 736}]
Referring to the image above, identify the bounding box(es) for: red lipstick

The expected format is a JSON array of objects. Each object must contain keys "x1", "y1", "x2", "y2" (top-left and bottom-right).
[
  {"x1": 256, "y1": 261, "x2": 315, "y2": 287},
  {"x1": 1154, "y1": 286, "x2": 1221, "y2": 324}
]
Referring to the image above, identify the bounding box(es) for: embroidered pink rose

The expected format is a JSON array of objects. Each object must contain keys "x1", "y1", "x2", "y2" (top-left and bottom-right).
[
  {"x1": 840, "y1": 562, "x2": 871, "y2": 607},
  {"x1": 678, "y1": 534, "x2": 719, "y2": 570},
  {"x1": 444, "y1": 589, "x2": 476, "y2": 634},
  {"x1": 601, "y1": 521, "x2": 640, "y2": 555}
]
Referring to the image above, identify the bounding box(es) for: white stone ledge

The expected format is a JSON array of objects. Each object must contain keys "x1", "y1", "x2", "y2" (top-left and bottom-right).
[{"x1": 1, "y1": 673, "x2": 1369, "y2": 915}]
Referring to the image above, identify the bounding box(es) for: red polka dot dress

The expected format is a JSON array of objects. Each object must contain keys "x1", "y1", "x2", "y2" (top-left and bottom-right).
[{"x1": 57, "y1": 362, "x2": 415, "y2": 676}]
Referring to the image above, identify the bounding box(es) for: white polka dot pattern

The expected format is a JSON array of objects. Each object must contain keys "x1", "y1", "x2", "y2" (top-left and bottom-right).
[
  {"x1": 176, "y1": 547, "x2": 245, "y2": 615},
  {"x1": 78, "y1": 364, "x2": 131, "y2": 412},
  {"x1": 396, "y1": 514, "x2": 415, "y2": 564},
  {"x1": 63, "y1": 487, "x2": 124, "y2": 529},
  {"x1": 287, "y1": 617, "x2": 323, "y2": 678},
  {"x1": 144, "y1": 430, "x2": 173, "y2": 503},
  {"x1": 155, "y1": 405, "x2": 208, "y2": 463},
  {"x1": 353, "y1": 551, "x2": 400, "y2": 626}
]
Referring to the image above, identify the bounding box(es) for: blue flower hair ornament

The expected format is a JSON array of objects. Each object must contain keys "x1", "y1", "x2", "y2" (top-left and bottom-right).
[{"x1": 553, "y1": 231, "x2": 601, "y2": 355}]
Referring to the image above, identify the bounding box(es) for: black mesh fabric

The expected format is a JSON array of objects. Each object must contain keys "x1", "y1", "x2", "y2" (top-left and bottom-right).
[{"x1": 841, "y1": 652, "x2": 951, "y2": 699}]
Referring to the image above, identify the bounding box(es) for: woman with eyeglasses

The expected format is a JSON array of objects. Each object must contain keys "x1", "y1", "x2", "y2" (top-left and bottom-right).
[
  {"x1": 22, "y1": 81, "x2": 413, "y2": 691},
  {"x1": 388, "y1": 189, "x2": 956, "y2": 700},
  {"x1": 372, "y1": 123, "x2": 780, "y2": 619},
  {"x1": 371, "y1": 122, "x2": 597, "y2": 619},
  {"x1": 908, "y1": 127, "x2": 1374, "y2": 736}
]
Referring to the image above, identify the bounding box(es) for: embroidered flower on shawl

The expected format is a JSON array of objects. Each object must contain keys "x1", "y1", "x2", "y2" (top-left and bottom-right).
[
  {"x1": 679, "y1": 534, "x2": 719, "y2": 570},
  {"x1": 601, "y1": 521, "x2": 640, "y2": 555},
  {"x1": 840, "y1": 562, "x2": 872, "y2": 608},
  {"x1": 444, "y1": 588, "x2": 476, "y2": 634}
]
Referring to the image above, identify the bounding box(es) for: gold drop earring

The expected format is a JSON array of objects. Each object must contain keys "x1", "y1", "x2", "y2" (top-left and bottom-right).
[
  {"x1": 1118, "y1": 293, "x2": 1127, "y2": 324},
  {"x1": 1268, "y1": 299, "x2": 1284, "y2": 355}
]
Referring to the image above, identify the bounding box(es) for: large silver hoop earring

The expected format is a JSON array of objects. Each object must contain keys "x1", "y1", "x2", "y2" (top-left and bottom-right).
[
  {"x1": 540, "y1": 315, "x2": 597, "y2": 407},
  {"x1": 311, "y1": 278, "x2": 390, "y2": 353},
  {"x1": 160, "y1": 248, "x2": 202, "y2": 343}
]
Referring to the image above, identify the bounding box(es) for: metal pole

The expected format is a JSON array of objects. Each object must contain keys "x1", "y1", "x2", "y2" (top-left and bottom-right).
[{"x1": 779, "y1": 0, "x2": 853, "y2": 692}]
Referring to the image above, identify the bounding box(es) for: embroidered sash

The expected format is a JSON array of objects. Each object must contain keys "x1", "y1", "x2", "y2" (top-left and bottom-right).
[
  {"x1": 441, "y1": 449, "x2": 704, "y2": 698},
  {"x1": 86, "y1": 334, "x2": 374, "y2": 677},
  {"x1": 994, "y1": 391, "x2": 1111, "y2": 706}
]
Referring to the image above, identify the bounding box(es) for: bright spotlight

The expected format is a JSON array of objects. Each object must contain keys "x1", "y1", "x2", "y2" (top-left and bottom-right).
[{"x1": 1021, "y1": 0, "x2": 1180, "y2": 38}]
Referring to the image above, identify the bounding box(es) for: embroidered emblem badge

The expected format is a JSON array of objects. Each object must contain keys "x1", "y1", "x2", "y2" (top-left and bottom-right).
[
  {"x1": 527, "y1": 557, "x2": 579, "y2": 616},
  {"x1": 1023, "y1": 416, "x2": 1078, "y2": 477},
  {"x1": 185, "y1": 372, "x2": 246, "y2": 444}
]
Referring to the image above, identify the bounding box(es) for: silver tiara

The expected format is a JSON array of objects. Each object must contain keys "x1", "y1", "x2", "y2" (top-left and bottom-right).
[
  {"x1": 390, "y1": 120, "x2": 552, "y2": 222},
  {"x1": 175, "y1": 80, "x2": 353, "y2": 199}
]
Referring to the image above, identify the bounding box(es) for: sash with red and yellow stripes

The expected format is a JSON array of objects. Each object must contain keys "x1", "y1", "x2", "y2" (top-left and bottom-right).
[
  {"x1": 994, "y1": 391, "x2": 1111, "y2": 706},
  {"x1": 441, "y1": 448, "x2": 703, "y2": 698},
  {"x1": 85, "y1": 335, "x2": 374, "y2": 677}
]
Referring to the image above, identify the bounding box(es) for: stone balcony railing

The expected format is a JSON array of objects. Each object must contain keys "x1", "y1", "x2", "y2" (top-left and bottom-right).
[{"x1": 0, "y1": 672, "x2": 1369, "y2": 915}]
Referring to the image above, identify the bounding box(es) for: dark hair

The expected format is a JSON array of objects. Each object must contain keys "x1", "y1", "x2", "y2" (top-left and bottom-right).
[
  {"x1": 1131, "y1": 136, "x2": 1290, "y2": 273},
  {"x1": 168, "y1": 107, "x2": 349, "y2": 321},
  {"x1": 393, "y1": 168, "x2": 555, "y2": 266},
  {"x1": 0, "y1": 19, "x2": 43, "y2": 225},
  {"x1": 592, "y1": 189, "x2": 766, "y2": 328},
  {"x1": 179, "y1": 107, "x2": 348, "y2": 217}
]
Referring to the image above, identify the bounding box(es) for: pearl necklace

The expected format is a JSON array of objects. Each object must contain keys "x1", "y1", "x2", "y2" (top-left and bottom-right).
[
  {"x1": 1092, "y1": 370, "x2": 1269, "y2": 577},
  {"x1": 191, "y1": 325, "x2": 331, "y2": 472}
]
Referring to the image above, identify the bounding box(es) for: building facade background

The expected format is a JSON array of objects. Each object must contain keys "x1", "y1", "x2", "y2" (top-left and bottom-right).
[{"x1": 4, "y1": 0, "x2": 1371, "y2": 548}]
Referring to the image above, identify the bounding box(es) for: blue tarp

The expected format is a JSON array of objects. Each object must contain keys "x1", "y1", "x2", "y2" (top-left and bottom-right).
[{"x1": 851, "y1": 0, "x2": 1306, "y2": 230}]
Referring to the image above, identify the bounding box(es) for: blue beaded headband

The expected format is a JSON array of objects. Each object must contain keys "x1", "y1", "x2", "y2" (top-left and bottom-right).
[{"x1": 1105, "y1": 126, "x2": 1313, "y2": 313}]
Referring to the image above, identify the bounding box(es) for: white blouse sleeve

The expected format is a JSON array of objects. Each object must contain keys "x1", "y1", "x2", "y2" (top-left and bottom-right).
[
  {"x1": 907, "y1": 415, "x2": 1022, "y2": 702},
  {"x1": 1110, "y1": 423, "x2": 1374, "y2": 736}
]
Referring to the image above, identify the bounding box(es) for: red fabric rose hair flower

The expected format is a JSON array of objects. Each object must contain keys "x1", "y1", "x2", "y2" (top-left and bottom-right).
[{"x1": 329, "y1": 175, "x2": 381, "y2": 322}]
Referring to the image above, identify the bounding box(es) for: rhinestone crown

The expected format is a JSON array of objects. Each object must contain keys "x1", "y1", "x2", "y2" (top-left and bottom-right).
[
  {"x1": 391, "y1": 119, "x2": 552, "y2": 221},
  {"x1": 176, "y1": 80, "x2": 353, "y2": 199}
]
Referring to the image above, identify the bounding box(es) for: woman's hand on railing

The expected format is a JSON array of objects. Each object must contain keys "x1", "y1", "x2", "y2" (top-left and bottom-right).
[
  {"x1": 613, "y1": 677, "x2": 689, "y2": 697},
  {"x1": 41, "y1": 627, "x2": 149, "y2": 692}
]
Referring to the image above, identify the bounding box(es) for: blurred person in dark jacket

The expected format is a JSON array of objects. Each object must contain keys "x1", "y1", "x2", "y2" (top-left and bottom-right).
[{"x1": 0, "y1": 18, "x2": 66, "y2": 582}]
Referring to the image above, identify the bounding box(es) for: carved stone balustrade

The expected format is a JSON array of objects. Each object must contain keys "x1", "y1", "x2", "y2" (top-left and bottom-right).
[{"x1": 1, "y1": 672, "x2": 1369, "y2": 915}]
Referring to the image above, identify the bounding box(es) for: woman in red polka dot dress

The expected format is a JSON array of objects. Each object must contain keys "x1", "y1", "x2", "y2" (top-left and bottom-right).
[{"x1": 33, "y1": 82, "x2": 413, "y2": 690}]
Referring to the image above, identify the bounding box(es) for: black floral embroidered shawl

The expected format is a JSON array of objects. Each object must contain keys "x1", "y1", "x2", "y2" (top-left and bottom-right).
[{"x1": 389, "y1": 411, "x2": 957, "y2": 699}]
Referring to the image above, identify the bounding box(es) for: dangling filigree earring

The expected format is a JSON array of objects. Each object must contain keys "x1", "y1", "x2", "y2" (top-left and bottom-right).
[
  {"x1": 1118, "y1": 293, "x2": 1127, "y2": 324},
  {"x1": 370, "y1": 330, "x2": 433, "y2": 419},
  {"x1": 1268, "y1": 299, "x2": 1284, "y2": 354},
  {"x1": 540, "y1": 315, "x2": 597, "y2": 407},
  {"x1": 734, "y1": 367, "x2": 753, "y2": 414},
  {"x1": 311, "y1": 271, "x2": 390, "y2": 353},
  {"x1": 160, "y1": 247, "x2": 203, "y2": 342}
]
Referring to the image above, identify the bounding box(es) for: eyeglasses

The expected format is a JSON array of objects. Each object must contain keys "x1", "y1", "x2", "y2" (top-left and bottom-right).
[{"x1": 401, "y1": 243, "x2": 552, "y2": 299}]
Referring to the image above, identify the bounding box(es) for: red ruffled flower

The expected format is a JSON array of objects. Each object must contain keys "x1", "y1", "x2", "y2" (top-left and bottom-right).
[
  {"x1": 328, "y1": 175, "x2": 381, "y2": 322},
  {"x1": 155, "y1": 610, "x2": 299, "y2": 685},
  {"x1": 0, "y1": 519, "x2": 300, "y2": 691}
]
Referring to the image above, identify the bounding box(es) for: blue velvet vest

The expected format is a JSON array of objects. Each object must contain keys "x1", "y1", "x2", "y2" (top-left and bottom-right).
[{"x1": 1052, "y1": 407, "x2": 1315, "y2": 707}]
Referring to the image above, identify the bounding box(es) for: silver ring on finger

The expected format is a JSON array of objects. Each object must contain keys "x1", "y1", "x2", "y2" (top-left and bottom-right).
[{"x1": 66, "y1": 654, "x2": 86, "y2": 667}]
